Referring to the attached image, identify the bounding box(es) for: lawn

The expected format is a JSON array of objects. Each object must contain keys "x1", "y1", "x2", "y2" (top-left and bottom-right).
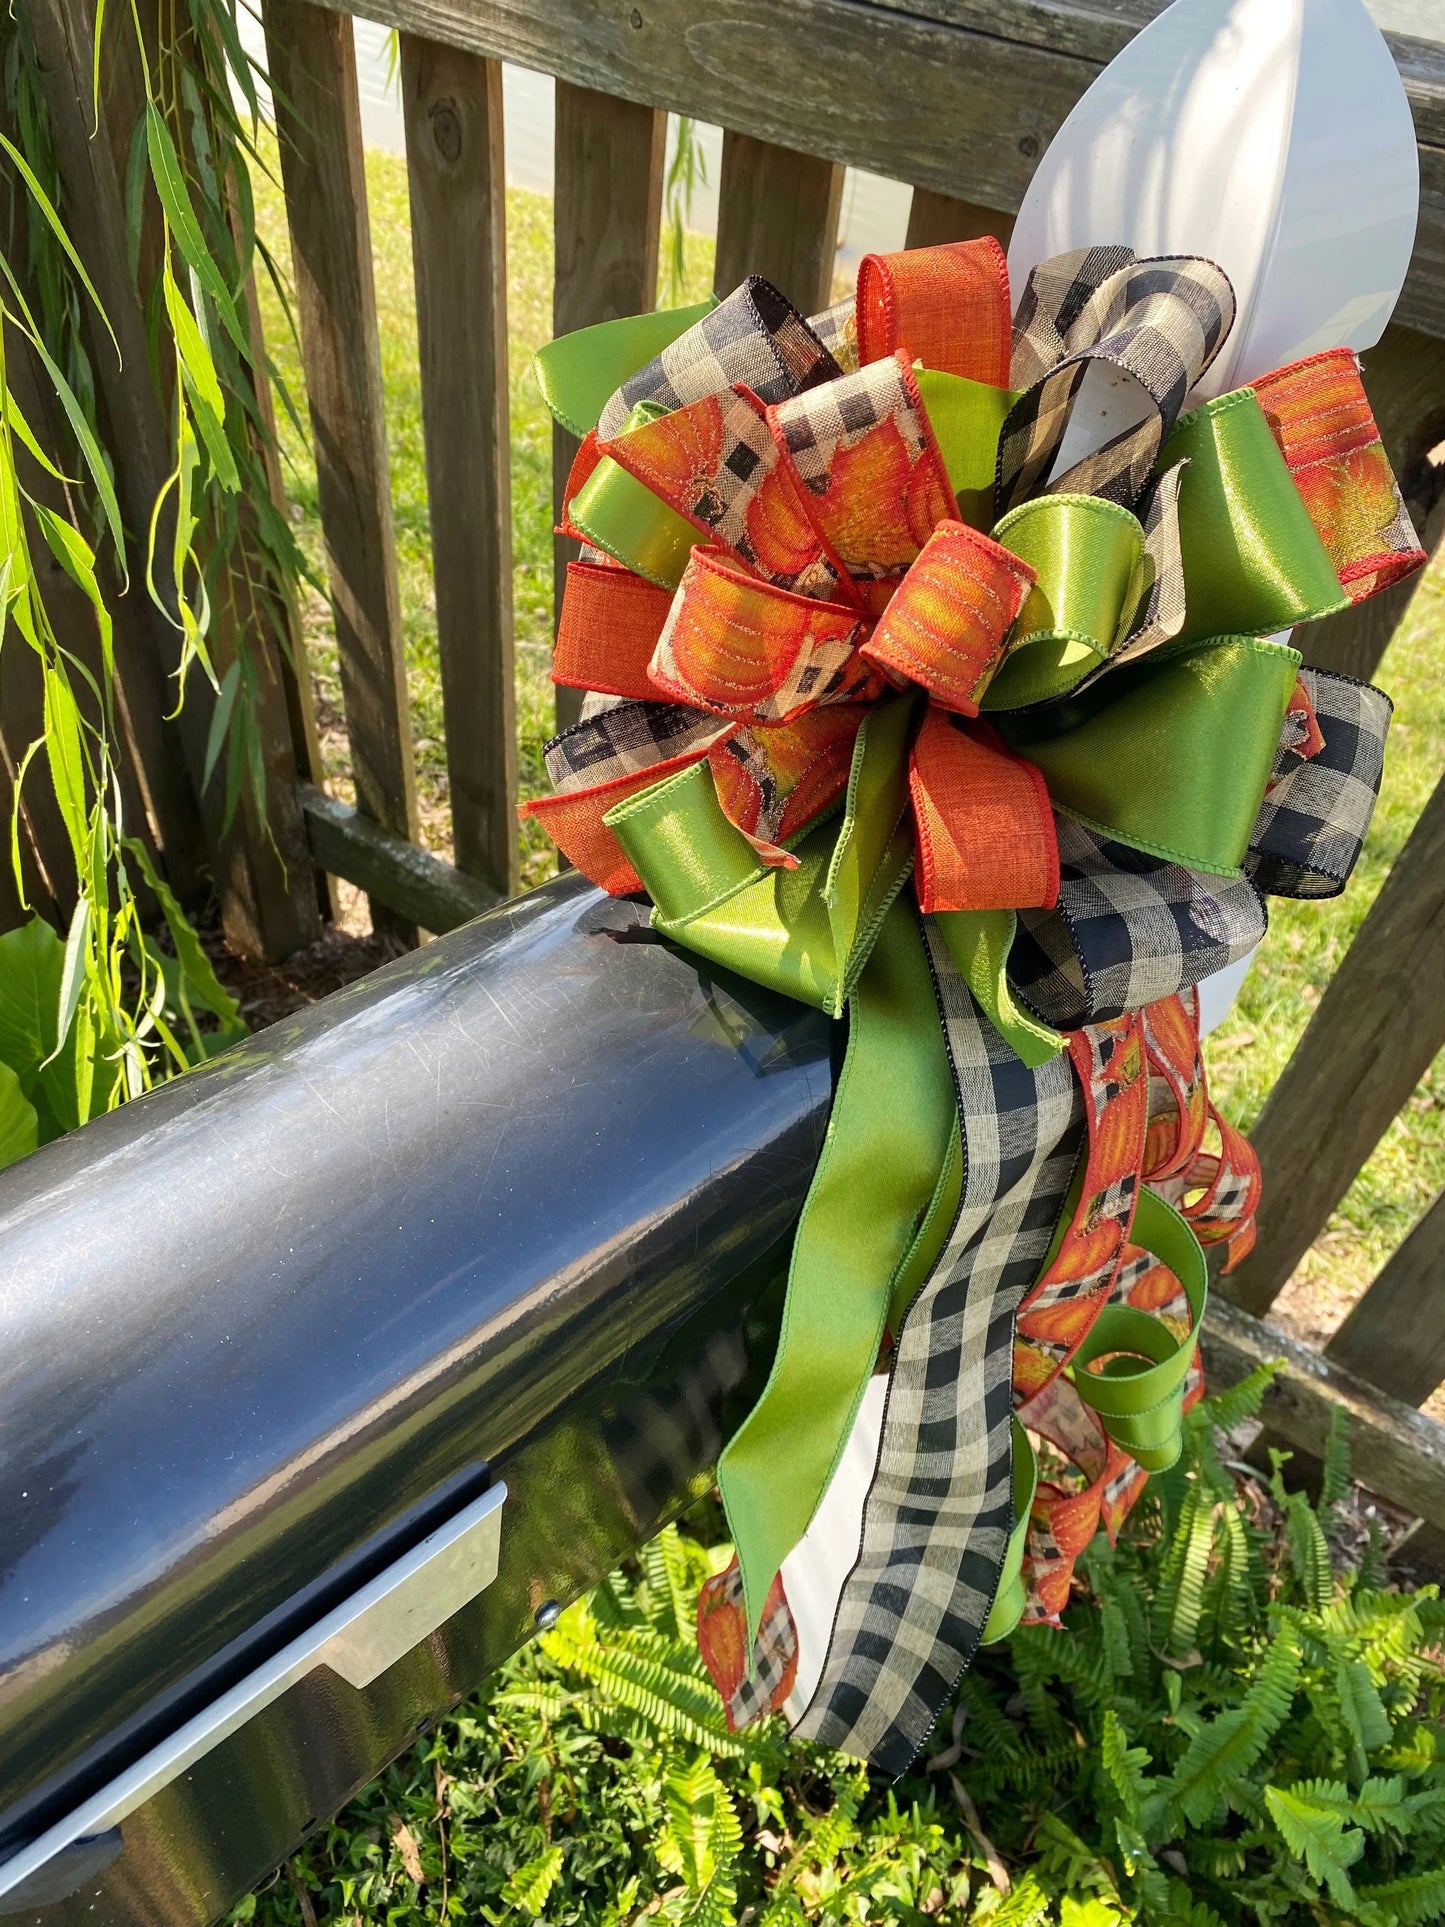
[{"x1": 251, "y1": 141, "x2": 1445, "y2": 1382}]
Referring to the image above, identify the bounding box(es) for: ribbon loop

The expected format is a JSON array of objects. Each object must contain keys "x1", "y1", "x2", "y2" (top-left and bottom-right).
[
  {"x1": 1069, "y1": 1189, "x2": 1207, "y2": 1474},
  {"x1": 1009, "y1": 817, "x2": 1269, "y2": 1030},
  {"x1": 1000, "y1": 248, "x2": 1236, "y2": 515},
  {"x1": 650, "y1": 545, "x2": 866, "y2": 722},
  {"x1": 552, "y1": 559, "x2": 673, "y2": 700},
  {"x1": 597, "y1": 275, "x2": 840, "y2": 439},
  {"x1": 522, "y1": 701, "x2": 730, "y2": 894},
  {"x1": 860, "y1": 518, "x2": 1034, "y2": 713},
  {"x1": 1163, "y1": 388, "x2": 1347, "y2": 642},
  {"x1": 770, "y1": 352, "x2": 959, "y2": 612},
  {"x1": 1001, "y1": 635, "x2": 1301, "y2": 876},
  {"x1": 1253, "y1": 348, "x2": 1427, "y2": 601},
  {"x1": 856, "y1": 237, "x2": 1012, "y2": 387},
  {"x1": 910, "y1": 709, "x2": 1058, "y2": 914},
  {"x1": 986, "y1": 493, "x2": 1146, "y2": 708},
  {"x1": 1248, "y1": 667, "x2": 1392, "y2": 899}
]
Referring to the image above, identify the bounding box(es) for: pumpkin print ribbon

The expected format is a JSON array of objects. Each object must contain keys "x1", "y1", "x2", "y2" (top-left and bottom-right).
[{"x1": 526, "y1": 238, "x2": 1418, "y2": 1771}]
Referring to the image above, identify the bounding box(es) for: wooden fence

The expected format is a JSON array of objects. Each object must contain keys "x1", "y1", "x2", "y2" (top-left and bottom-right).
[{"x1": 15, "y1": 0, "x2": 1445, "y2": 1539}]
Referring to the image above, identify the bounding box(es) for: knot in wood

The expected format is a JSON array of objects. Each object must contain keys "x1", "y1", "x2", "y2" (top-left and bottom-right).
[{"x1": 430, "y1": 98, "x2": 463, "y2": 164}]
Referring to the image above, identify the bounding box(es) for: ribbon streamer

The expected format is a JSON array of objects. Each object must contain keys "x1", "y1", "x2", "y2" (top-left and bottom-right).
[{"x1": 527, "y1": 235, "x2": 1420, "y2": 1769}]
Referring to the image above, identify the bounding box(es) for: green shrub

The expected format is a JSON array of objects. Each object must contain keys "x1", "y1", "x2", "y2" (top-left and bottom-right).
[{"x1": 242, "y1": 1368, "x2": 1445, "y2": 1926}]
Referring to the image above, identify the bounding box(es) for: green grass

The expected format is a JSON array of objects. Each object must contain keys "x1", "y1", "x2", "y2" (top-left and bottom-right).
[{"x1": 252, "y1": 142, "x2": 1444, "y2": 1360}]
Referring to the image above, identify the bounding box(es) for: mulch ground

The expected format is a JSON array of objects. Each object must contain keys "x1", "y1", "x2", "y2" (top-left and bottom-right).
[{"x1": 201, "y1": 914, "x2": 408, "y2": 1032}]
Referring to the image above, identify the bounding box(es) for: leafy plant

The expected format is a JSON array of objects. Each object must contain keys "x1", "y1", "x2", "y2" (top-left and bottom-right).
[
  {"x1": 663, "y1": 118, "x2": 708, "y2": 307},
  {"x1": 953, "y1": 1367, "x2": 1445, "y2": 1924},
  {"x1": 0, "y1": 0, "x2": 307, "y2": 1153},
  {"x1": 238, "y1": 1369, "x2": 1445, "y2": 1926}
]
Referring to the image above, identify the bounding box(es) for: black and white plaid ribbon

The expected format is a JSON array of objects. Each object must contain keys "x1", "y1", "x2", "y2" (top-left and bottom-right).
[
  {"x1": 998, "y1": 247, "x2": 1235, "y2": 516},
  {"x1": 544, "y1": 700, "x2": 727, "y2": 794},
  {"x1": 597, "y1": 277, "x2": 839, "y2": 440},
  {"x1": 1248, "y1": 668, "x2": 1392, "y2": 899},
  {"x1": 794, "y1": 918, "x2": 1084, "y2": 1772}
]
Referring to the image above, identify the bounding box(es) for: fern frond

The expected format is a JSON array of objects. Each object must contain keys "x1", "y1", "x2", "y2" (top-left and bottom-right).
[
  {"x1": 1198, "y1": 1361, "x2": 1282, "y2": 1435},
  {"x1": 1357, "y1": 1514, "x2": 1389, "y2": 1592},
  {"x1": 1012, "y1": 1620, "x2": 1114, "y2": 1700},
  {"x1": 1333, "y1": 1652, "x2": 1393, "y2": 1758},
  {"x1": 986, "y1": 1871, "x2": 1051, "y2": 1927},
  {"x1": 1163, "y1": 1630, "x2": 1301, "y2": 1826},
  {"x1": 1100, "y1": 1708, "x2": 1152, "y2": 1826},
  {"x1": 1264, "y1": 1781, "x2": 1363, "y2": 1906},
  {"x1": 559, "y1": 1641, "x2": 746, "y2": 1755},
  {"x1": 1283, "y1": 1489, "x2": 1334, "y2": 1612},
  {"x1": 1154, "y1": 1482, "x2": 1214, "y2": 1657},
  {"x1": 1163, "y1": 1881, "x2": 1231, "y2": 1927},
  {"x1": 1352, "y1": 1867, "x2": 1445, "y2": 1926},
  {"x1": 1182, "y1": 1835, "x2": 1248, "y2": 1880},
  {"x1": 501, "y1": 1842, "x2": 565, "y2": 1915},
  {"x1": 638, "y1": 1524, "x2": 696, "y2": 1642},
  {"x1": 1319, "y1": 1406, "x2": 1352, "y2": 1515},
  {"x1": 658, "y1": 1752, "x2": 742, "y2": 1898},
  {"x1": 1099, "y1": 1595, "x2": 1132, "y2": 1679},
  {"x1": 591, "y1": 1570, "x2": 650, "y2": 1633},
  {"x1": 955, "y1": 1674, "x2": 1030, "y2": 1764}
]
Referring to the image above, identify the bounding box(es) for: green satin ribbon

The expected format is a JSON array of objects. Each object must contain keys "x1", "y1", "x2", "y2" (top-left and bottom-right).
[
  {"x1": 981, "y1": 1418, "x2": 1038, "y2": 1645},
  {"x1": 607, "y1": 696, "x2": 918, "y2": 1019},
  {"x1": 984, "y1": 494, "x2": 1145, "y2": 711},
  {"x1": 570, "y1": 401, "x2": 700, "y2": 589},
  {"x1": 533, "y1": 297, "x2": 717, "y2": 438},
  {"x1": 715, "y1": 894, "x2": 962, "y2": 1643},
  {"x1": 1069, "y1": 1188, "x2": 1207, "y2": 1474},
  {"x1": 915, "y1": 369, "x2": 1018, "y2": 531},
  {"x1": 932, "y1": 909, "x2": 1065, "y2": 1068},
  {"x1": 998, "y1": 635, "x2": 1300, "y2": 875},
  {"x1": 1163, "y1": 389, "x2": 1347, "y2": 645}
]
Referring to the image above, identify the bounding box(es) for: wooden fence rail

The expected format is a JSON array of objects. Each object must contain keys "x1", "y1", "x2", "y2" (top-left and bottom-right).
[{"x1": 12, "y1": 0, "x2": 1445, "y2": 1535}]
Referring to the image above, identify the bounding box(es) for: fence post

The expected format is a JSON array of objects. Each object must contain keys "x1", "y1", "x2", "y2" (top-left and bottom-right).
[
  {"x1": 265, "y1": 0, "x2": 420, "y2": 944},
  {"x1": 713, "y1": 133, "x2": 844, "y2": 314},
  {"x1": 1224, "y1": 772, "x2": 1445, "y2": 1318},
  {"x1": 904, "y1": 189, "x2": 1014, "y2": 252},
  {"x1": 1326, "y1": 1189, "x2": 1445, "y2": 1406},
  {"x1": 400, "y1": 37, "x2": 518, "y2": 899},
  {"x1": 551, "y1": 83, "x2": 666, "y2": 737}
]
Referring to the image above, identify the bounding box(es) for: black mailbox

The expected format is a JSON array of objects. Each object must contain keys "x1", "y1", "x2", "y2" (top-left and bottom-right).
[{"x1": 0, "y1": 876, "x2": 832, "y2": 1926}]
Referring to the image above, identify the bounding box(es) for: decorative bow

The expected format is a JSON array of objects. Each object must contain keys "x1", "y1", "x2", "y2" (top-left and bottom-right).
[{"x1": 528, "y1": 240, "x2": 1419, "y2": 1771}]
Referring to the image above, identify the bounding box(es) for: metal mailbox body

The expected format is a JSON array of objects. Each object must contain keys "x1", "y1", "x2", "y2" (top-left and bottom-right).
[{"x1": 0, "y1": 877, "x2": 832, "y2": 1925}]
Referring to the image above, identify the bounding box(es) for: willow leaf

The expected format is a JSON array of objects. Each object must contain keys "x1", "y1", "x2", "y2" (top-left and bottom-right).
[
  {"x1": 144, "y1": 105, "x2": 250, "y2": 360},
  {"x1": 0, "y1": 132, "x2": 118, "y2": 358}
]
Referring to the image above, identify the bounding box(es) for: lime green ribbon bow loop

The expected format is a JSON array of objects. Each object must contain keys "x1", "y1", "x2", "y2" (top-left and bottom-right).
[{"x1": 1069, "y1": 1189, "x2": 1208, "y2": 1475}]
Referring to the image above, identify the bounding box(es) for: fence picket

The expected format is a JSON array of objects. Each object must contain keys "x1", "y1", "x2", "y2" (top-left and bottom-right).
[
  {"x1": 1224, "y1": 771, "x2": 1445, "y2": 1318},
  {"x1": 905, "y1": 188, "x2": 1014, "y2": 251},
  {"x1": 265, "y1": 0, "x2": 420, "y2": 940},
  {"x1": 551, "y1": 82, "x2": 666, "y2": 735},
  {"x1": 713, "y1": 132, "x2": 844, "y2": 313},
  {"x1": 400, "y1": 36, "x2": 518, "y2": 897},
  {"x1": 1325, "y1": 1189, "x2": 1445, "y2": 1405}
]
